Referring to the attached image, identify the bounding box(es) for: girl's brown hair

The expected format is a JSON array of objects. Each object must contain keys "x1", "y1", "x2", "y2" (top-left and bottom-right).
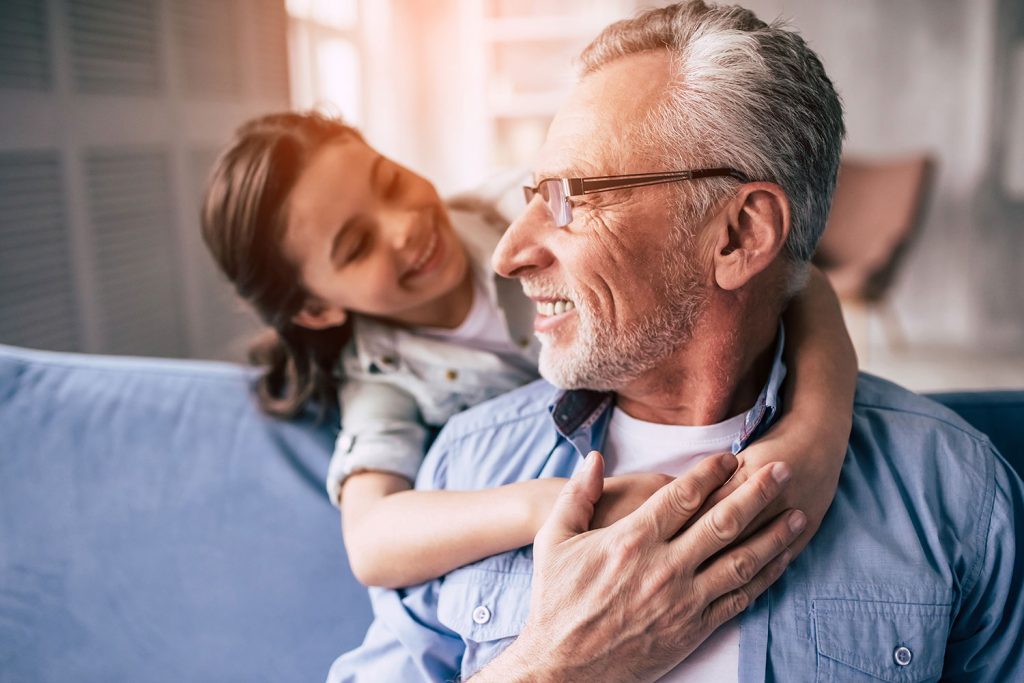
[{"x1": 200, "y1": 111, "x2": 362, "y2": 419}]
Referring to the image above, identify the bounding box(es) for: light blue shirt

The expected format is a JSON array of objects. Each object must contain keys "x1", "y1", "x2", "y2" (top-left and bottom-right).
[{"x1": 327, "y1": 352, "x2": 1024, "y2": 680}]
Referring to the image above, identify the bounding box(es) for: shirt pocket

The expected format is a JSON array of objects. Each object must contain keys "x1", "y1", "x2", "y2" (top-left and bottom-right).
[
  {"x1": 436, "y1": 564, "x2": 532, "y2": 677},
  {"x1": 812, "y1": 598, "x2": 950, "y2": 682}
]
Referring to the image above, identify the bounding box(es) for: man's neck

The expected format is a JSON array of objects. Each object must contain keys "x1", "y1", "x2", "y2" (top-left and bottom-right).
[{"x1": 614, "y1": 306, "x2": 779, "y2": 426}]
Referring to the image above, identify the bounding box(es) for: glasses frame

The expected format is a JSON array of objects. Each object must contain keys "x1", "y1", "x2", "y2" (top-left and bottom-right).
[{"x1": 523, "y1": 167, "x2": 751, "y2": 228}]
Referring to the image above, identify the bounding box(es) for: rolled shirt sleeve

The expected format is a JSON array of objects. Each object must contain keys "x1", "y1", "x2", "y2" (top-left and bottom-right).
[{"x1": 326, "y1": 379, "x2": 429, "y2": 507}]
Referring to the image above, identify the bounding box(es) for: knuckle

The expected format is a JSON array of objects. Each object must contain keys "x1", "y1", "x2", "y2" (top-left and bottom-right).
[
  {"x1": 612, "y1": 524, "x2": 654, "y2": 563},
  {"x1": 666, "y1": 481, "x2": 702, "y2": 518},
  {"x1": 729, "y1": 550, "x2": 758, "y2": 584},
  {"x1": 646, "y1": 562, "x2": 677, "y2": 592},
  {"x1": 709, "y1": 507, "x2": 742, "y2": 542},
  {"x1": 617, "y1": 527, "x2": 645, "y2": 556},
  {"x1": 730, "y1": 590, "x2": 751, "y2": 615}
]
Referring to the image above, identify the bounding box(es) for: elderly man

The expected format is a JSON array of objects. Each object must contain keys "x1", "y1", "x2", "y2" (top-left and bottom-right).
[{"x1": 329, "y1": 2, "x2": 1024, "y2": 681}]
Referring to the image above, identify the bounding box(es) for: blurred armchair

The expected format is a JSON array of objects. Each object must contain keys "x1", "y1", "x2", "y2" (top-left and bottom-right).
[{"x1": 813, "y1": 155, "x2": 936, "y2": 350}]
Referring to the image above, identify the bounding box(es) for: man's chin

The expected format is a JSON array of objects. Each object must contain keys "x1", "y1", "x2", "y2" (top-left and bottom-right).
[
  {"x1": 538, "y1": 348, "x2": 619, "y2": 392},
  {"x1": 538, "y1": 348, "x2": 582, "y2": 389}
]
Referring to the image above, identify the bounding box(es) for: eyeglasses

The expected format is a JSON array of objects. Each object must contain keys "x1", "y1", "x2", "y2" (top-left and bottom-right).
[{"x1": 523, "y1": 167, "x2": 750, "y2": 228}]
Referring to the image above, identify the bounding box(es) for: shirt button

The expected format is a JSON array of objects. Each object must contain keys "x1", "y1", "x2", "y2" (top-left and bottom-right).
[
  {"x1": 518, "y1": 336, "x2": 530, "y2": 348},
  {"x1": 893, "y1": 646, "x2": 913, "y2": 667},
  {"x1": 380, "y1": 355, "x2": 396, "y2": 367},
  {"x1": 445, "y1": 369, "x2": 459, "y2": 381},
  {"x1": 472, "y1": 605, "x2": 491, "y2": 625}
]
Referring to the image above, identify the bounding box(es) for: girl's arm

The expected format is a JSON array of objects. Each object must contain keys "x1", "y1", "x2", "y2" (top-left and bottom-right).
[
  {"x1": 341, "y1": 471, "x2": 673, "y2": 588},
  {"x1": 341, "y1": 472, "x2": 563, "y2": 588},
  {"x1": 706, "y1": 266, "x2": 857, "y2": 554}
]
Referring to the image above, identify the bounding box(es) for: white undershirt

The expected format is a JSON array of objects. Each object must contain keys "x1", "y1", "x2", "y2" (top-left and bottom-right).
[
  {"x1": 414, "y1": 271, "x2": 521, "y2": 356},
  {"x1": 602, "y1": 406, "x2": 748, "y2": 683}
]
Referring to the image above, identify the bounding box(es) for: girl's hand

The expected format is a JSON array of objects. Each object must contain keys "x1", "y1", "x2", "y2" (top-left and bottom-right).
[
  {"x1": 591, "y1": 472, "x2": 676, "y2": 529},
  {"x1": 700, "y1": 411, "x2": 849, "y2": 556}
]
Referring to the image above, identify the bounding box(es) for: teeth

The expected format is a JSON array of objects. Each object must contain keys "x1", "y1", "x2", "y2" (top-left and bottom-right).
[
  {"x1": 411, "y1": 233, "x2": 437, "y2": 271},
  {"x1": 536, "y1": 300, "x2": 575, "y2": 316}
]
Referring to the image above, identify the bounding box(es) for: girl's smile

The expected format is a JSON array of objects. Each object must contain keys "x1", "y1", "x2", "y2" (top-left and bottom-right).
[{"x1": 282, "y1": 137, "x2": 473, "y2": 331}]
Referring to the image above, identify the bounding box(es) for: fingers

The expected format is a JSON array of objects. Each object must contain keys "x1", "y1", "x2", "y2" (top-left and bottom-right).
[
  {"x1": 672, "y1": 461, "x2": 790, "y2": 565},
  {"x1": 628, "y1": 452, "x2": 739, "y2": 541},
  {"x1": 695, "y1": 507, "x2": 805, "y2": 601},
  {"x1": 690, "y1": 453, "x2": 747, "y2": 522},
  {"x1": 702, "y1": 546, "x2": 792, "y2": 628},
  {"x1": 535, "y1": 450, "x2": 605, "y2": 548}
]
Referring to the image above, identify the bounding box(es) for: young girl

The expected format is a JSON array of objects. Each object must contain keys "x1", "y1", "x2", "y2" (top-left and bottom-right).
[{"x1": 201, "y1": 111, "x2": 857, "y2": 588}]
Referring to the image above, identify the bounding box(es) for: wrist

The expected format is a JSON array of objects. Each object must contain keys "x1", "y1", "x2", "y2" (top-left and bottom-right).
[
  {"x1": 474, "y1": 630, "x2": 565, "y2": 682},
  {"x1": 523, "y1": 478, "x2": 566, "y2": 536}
]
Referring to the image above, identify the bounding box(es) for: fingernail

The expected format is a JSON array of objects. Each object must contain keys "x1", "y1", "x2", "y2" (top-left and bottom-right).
[
  {"x1": 720, "y1": 452, "x2": 738, "y2": 472},
  {"x1": 771, "y1": 462, "x2": 791, "y2": 484},
  {"x1": 781, "y1": 548, "x2": 793, "y2": 564},
  {"x1": 788, "y1": 510, "x2": 806, "y2": 533},
  {"x1": 579, "y1": 451, "x2": 598, "y2": 475}
]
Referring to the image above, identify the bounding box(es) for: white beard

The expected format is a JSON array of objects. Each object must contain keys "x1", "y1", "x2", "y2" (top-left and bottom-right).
[{"x1": 534, "y1": 232, "x2": 708, "y2": 391}]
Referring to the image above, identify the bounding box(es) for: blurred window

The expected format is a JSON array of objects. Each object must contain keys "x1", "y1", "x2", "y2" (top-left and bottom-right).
[{"x1": 287, "y1": 0, "x2": 362, "y2": 123}]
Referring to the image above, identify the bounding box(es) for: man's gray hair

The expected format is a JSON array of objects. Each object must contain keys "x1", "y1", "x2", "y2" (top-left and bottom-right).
[{"x1": 578, "y1": 1, "x2": 844, "y2": 277}]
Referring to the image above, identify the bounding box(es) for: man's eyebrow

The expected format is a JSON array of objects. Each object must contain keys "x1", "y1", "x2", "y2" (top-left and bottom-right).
[{"x1": 534, "y1": 166, "x2": 586, "y2": 183}]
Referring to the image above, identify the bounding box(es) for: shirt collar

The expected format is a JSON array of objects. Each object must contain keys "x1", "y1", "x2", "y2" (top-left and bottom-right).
[{"x1": 548, "y1": 323, "x2": 787, "y2": 457}]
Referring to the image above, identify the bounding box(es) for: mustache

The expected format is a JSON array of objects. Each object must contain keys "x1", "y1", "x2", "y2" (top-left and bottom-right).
[{"x1": 520, "y1": 278, "x2": 576, "y2": 302}]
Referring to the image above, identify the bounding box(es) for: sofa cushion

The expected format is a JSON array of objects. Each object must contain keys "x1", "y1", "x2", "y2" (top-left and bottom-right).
[{"x1": 0, "y1": 344, "x2": 371, "y2": 682}]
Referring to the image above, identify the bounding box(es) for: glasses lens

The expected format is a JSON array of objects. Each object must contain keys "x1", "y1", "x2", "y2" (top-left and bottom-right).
[{"x1": 539, "y1": 179, "x2": 571, "y2": 227}]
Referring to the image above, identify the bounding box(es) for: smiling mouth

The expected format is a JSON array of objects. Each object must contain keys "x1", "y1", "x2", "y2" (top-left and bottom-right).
[
  {"x1": 536, "y1": 299, "x2": 576, "y2": 316},
  {"x1": 407, "y1": 230, "x2": 439, "y2": 277}
]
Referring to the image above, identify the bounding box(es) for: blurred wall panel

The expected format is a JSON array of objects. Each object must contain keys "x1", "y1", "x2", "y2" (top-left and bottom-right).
[
  {"x1": 0, "y1": 151, "x2": 79, "y2": 351},
  {"x1": 739, "y1": 0, "x2": 1022, "y2": 351},
  {"x1": 0, "y1": 0, "x2": 52, "y2": 91},
  {"x1": 0, "y1": 0, "x2": 287, "y2": 360}
]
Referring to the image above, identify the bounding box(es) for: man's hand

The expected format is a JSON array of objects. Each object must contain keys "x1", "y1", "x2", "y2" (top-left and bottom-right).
[
  {"x1": 591, "y1": 472, "x2": 675, "y2": 529},
  {"x1": 475, "y1": 450, "x2": 804, "y2": 682}
]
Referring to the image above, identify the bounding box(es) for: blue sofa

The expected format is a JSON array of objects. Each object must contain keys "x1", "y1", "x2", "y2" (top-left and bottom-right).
[{"x1": 1, "y1": 343, "x2": 1021, "y2": 682}]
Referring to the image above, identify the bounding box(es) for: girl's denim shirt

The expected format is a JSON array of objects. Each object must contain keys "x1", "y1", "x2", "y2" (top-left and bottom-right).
[{"x1": 325, "y1": 198, "x2": 540, "y2": 505}]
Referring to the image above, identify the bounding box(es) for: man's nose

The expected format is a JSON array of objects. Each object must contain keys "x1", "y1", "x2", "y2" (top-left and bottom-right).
[{"x1": 492, "y1": 198, "x2": 555, "y2": 278}]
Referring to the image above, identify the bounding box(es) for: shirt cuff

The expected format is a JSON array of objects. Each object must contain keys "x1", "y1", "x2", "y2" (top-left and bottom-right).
[{"x1": 326, "y1": 427, "x2": 427, "y2": 508}]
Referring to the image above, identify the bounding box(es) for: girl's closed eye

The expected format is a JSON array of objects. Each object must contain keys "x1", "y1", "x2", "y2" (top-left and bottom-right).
[{"x1": 338, "y1": 231, "x2": 372, "y2": 268}]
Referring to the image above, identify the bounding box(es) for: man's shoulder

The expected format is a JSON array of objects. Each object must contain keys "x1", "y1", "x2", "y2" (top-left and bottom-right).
[
  {"x1": 445, "y1": 378, "x2": 559, "y2": 434},
  {"x1": 847, "y1": 372, "x2": 1007, "y2": 524},
  {"x1": 852, "y1": 372, "x2": 995, "y2": 454},
  {"x1": 416, "y1": 379, "x2": 564, "y2": 490}
]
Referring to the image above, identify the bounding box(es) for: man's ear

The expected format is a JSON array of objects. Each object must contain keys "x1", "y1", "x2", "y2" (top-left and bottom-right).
[
  {"x1": 712, "y1": 182, "x2": 790, "y2": 291},
  {"x1": 291, "y1": 298, "x2": 347, "y2": 330}
]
